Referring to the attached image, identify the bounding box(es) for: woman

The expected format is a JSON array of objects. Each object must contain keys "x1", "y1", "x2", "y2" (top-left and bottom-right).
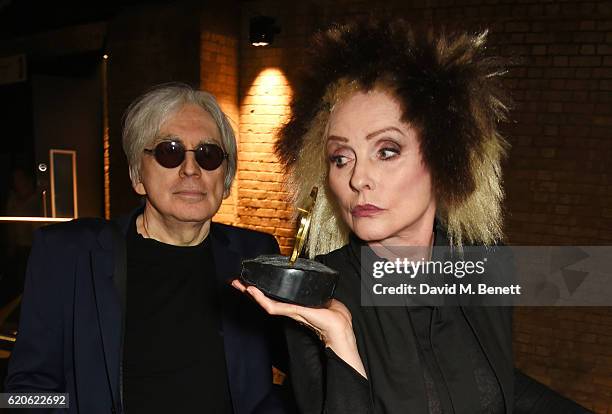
[{"x1": 234, "y1": 18, "x2": 513, "y2": 414}]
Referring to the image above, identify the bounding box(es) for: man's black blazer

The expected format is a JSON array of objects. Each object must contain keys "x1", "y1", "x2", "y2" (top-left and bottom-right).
[{"x1": 5, "y1": 208, "x2": 289, "y2": 414}]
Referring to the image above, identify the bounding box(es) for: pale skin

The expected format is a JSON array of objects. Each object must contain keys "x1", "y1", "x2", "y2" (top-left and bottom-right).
[
  {"x1": 233, "y1": 88, "x2": 437, "y2": 378},
  {"x1": 133, "y1": 103, "x2": 228, "y2": 246}
]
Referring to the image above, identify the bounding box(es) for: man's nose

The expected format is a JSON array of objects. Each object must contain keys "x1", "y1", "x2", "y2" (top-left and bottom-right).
[{"x1": 179, "y1": 151, "x2": 201, "y2": 177}]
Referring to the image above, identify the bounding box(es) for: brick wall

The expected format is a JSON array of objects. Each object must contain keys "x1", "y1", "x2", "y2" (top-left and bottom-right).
[
  {"x1": 237, "y1": 63, "x2": 294, "y2": 250},
  {"x1": 500, "y1": 6, "x2": 612, "y2": 246},
  {"x1": 493, "y1": 4, "x2": 612, "y2": 411},
  {"x1": 230, "y1": 0, "x2": 612, "y2": 411},
  {"x1": 235, "y1": 2, "x2": 319, "y2": 252},
  {"x1": 200, "y1": 2, "x2": 241, "y2": 224},
  {"x1": 514, "y1": 307, "x2": 612, "y2": 411}
]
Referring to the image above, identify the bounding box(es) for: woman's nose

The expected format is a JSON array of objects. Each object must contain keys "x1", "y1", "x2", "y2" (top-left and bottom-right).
[{"x1": 349, "y1": 159, "x2": 374, "y2": 191}]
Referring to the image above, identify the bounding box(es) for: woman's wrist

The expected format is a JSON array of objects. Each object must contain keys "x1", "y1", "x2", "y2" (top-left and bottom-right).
[
  {"x1": 324, "y1": 326, "x2": 367, "y2": 378},
  {"x1": 324, "y1": 323, "x2": 356, "y2": 349}
]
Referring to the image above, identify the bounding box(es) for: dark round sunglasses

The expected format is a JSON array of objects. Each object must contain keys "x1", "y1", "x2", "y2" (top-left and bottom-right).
[{"x1": 144, "y1": 141, "x2": 228, "y2": 171}]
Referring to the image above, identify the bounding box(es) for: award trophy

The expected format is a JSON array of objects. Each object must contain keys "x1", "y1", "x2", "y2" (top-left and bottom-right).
[{"x1": 240, "y1": 187, "x2": 339, "y2": 307}]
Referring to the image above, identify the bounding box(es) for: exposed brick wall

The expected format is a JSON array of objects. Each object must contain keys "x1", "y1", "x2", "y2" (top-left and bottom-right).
[
  {"x1": 500, "y1": 9, "x2": 612, "y2": 246},
  {"x1": 200, "y1": 3, "x2": 241, "y2": 224},
  {"x1": 493, "y1": 6, "x2": 612, "y2": 411},
  {"x1": 232, "y1": 1, "x2": 612, "y2": 412},
  {"x1": 237, "y1": 61, "x2": 294, "y2": 250},
  {"x1": 514, "y1": 307, "x2": 612, "y2": 412},
  {"x1": 237, "y1": 2, "x2": 306, "y2": 252}
]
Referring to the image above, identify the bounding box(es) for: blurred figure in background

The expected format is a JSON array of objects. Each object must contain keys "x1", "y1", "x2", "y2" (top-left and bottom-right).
[{"x1": 1, "y1": 165, "x2": 42, "y2": 307}]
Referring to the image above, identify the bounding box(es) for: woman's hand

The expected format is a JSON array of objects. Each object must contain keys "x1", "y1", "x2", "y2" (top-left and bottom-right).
[{"x1": 231, "y1": 279, "x2": 367, "y2": 378}]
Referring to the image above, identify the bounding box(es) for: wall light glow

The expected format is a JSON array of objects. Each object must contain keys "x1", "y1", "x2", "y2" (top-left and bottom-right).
[{"x1": 245, "y1": 67, "x2": 292, "y2": 109}]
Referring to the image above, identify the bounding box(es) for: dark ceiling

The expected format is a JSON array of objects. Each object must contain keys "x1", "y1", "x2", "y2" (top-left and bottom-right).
[{"x1": 0, "y1": 0, "x2": 173, "y2": 40}]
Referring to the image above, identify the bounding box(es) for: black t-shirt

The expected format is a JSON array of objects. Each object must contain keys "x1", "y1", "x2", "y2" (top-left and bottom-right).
[{"x1": 123, "y1": 219, "x2": 232, "y2": 413}]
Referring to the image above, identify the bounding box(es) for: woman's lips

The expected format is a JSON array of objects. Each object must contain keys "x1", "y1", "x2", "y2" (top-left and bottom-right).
[{"x1": 351, "y1": 204, "x2": 384, "y2": 217}]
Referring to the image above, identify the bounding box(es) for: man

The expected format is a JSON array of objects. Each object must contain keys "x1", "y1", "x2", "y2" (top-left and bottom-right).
[{"x1": 5, "y1": 84, "x2": 291, "y2": 413}]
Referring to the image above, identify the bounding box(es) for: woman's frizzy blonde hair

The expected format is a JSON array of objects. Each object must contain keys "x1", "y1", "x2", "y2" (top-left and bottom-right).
[{"x1": 275, "y1": 18, "x2": 511, "y2": 257}]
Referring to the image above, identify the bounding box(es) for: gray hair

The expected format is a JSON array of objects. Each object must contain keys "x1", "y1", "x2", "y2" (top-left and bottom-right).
[{"x1": 122, "y1": 83, "x2": 237, "y2": 193}]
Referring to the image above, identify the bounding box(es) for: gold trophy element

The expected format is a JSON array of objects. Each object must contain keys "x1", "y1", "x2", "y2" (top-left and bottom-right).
[{"x1": 240, "y1": 187, "x2": 339, "y2": 307}]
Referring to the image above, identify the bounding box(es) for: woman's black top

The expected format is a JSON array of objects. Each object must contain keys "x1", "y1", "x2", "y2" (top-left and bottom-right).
[
  {"x1": 285, "y1": 224, "x2": 513, "y2": 414},
  {"x1": 123, "y1": 219, "x2": 232, "y2": 413}
]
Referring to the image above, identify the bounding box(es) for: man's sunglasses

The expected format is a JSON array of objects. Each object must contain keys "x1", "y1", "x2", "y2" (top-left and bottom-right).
[{"x1": 143, "y1": 141, "x2": 228, "y2": 171}]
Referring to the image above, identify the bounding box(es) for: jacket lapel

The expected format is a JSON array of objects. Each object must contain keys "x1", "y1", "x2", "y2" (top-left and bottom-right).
[
  {"x1": 89, "y1": 207, "x2": 140, "y2": 412},
  {"x1": 90, "y1": 224, "x2": 123, "y2": 409},
  {"x1": 209, "y1": 223, "x2": 251, "y2": 414}
]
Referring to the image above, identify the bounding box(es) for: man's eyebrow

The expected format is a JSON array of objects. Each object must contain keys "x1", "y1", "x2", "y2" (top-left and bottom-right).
[
  {"x1": 201, "y1": 137, "x2": 221, "y2": 144},
  {"x1": 155, "y1": 135, "x2": 220, "y2": 145},
  {"x1": 156, "y1": 134, "x2": 181, "y2": 142}
]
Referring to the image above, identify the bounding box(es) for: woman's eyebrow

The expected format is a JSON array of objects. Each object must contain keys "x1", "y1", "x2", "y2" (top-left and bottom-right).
[
  {"x1": 327, "y1": 135, "x2": 349, "y2": 142},
  {"x1": 327, "y1": 127, "x2": 404, "y2": 143},
  {"x1": 366, "y1": 126, "x2": 404, "y2": 140}
]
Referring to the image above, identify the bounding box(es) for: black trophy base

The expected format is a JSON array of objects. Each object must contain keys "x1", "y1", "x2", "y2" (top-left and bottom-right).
[{"x1": 240, "y1": 254, "x2": 339, "y2": 307}]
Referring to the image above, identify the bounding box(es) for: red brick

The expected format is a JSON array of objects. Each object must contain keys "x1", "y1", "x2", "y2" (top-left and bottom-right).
[
  {"x1": 598, "y1": 45, "x2": 612, "y2": 55},
  {"x1": 569, "y1": 56, "x2": 603, "y2": 67}
]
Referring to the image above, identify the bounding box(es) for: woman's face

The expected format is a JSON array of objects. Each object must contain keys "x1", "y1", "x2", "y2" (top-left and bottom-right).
[{"x1": 326, "y1": 89, "x2": 436, "y2": 245}]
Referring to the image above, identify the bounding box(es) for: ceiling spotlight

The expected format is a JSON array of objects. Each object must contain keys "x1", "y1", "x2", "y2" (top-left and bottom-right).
[{"x1": 250, "y1": 16, "x2": 280, "y2": 47}]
